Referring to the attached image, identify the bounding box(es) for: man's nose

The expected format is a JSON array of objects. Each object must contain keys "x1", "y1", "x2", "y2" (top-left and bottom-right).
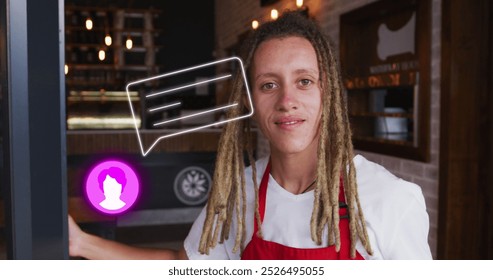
[{"x1": 275, "y1": 85, "x2": 299, "y2": 111}]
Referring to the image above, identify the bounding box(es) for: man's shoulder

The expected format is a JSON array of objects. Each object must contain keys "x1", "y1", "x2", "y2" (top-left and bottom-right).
[{"x1": 353, "y1": 155, "x2": 425, "y2": 208}]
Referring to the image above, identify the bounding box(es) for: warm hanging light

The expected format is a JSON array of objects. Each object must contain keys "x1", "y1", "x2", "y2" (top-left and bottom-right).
[
  {"x1": 104, "y1": 33, "x2": 112, "y2": 46},
  {"x1": 126, "y1": 36, "x2": 133, "y2": 50},
  {"x1": 64, "y1": 64, "x2": 68, "y2": 75},
  {"x1": 252, "y1": 20, "x2": 259, "y2": 30},
  {"x1": 104, "y1": 14, "x2": 112, "y2": 46},
  {"x1": 271, "y1": 9, "x2": 279, "y2": 20},
  {"x1": 98, "y1": 49, "x2": 106, "y2": 61},
  {"x1": 296, "y1": 0, "x2": 303, "y2": 8},
  {"x1": 85, "y1": 17, "x2": 93, "y2": 30}
]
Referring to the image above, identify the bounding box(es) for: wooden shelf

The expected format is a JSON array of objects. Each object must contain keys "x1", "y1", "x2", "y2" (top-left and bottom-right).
[
  {"x1": 65, "y1": 6, "x2": 162, "y2": 14},
  {"x1": 66, "y1": 43, "x2": 110, "y2": 49},
  {"x1": 67, "y1": 97, "x2": 138, "y2": 102},
  {"x1": 353, "y1": 135, "x2": 414, "y2": 146},
  {"x1": 66, "y1": 64, "x2": 115, "y2": 70},
  {"x1": 66, "y1": 44, "x2": 161, "y2": 52},
  {"x1": 66, "y1": 80, "x2": 117, "y2": 87},
  {"x1": 65, "y1": 26, "x2": 162, "y2": 33},
  {"x1": 349, "y1": 112, "x2": 414, "y2": 119},
  {"x1": 66, "y1": 129, "x2": 232, "y2": 155},
  {"x1": 115, "y1": 46, "x2": 160, "y2": 52},
  {"x1": 66, "y1": 64, "x2": 160, "y2": 71},
  {"x1": 65, "y1": 4, "x2": 161, "y2": 92}
]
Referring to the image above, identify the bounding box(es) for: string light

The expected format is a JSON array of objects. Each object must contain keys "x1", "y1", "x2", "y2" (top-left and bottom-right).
[
  {"x1": 98, "y1": 49, "x2": 106, "y2": 61},
  {"x1": 252, "y1": 20, "x2": 259, "y2": 29},
  {"x1": 85, "y1": 17, "x2": 93, "y2": 30},
  {"x1": 271, "y1": 9, "x2": 279, "y2": 20},
  {"x1": 126, "y1": 36, "x2": 133, "y2": 50},
  {"x1": 64, "y1": 64, "x2": 68, "y2": 75},
  {"x1": 296, "y1": 0, "x2": 303, "y2": 8},
  {"x1": 104, "y1": 33, "x2": 112, "y2": 46}
]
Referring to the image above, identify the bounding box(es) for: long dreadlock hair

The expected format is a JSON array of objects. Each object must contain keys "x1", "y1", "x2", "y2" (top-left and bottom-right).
[{"x1": 198, "y1": 11, "x2": 373, "y2": 258}]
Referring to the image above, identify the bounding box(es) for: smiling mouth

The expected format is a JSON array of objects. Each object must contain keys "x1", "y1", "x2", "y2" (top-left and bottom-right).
[{"x1": 274, "y1": 120, "x2": 305, "y2": 125}]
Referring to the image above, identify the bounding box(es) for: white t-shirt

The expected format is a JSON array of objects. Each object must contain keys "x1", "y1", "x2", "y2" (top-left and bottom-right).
[{"x1": 184, "y1": 155, "x2": 432, "y2": 260}]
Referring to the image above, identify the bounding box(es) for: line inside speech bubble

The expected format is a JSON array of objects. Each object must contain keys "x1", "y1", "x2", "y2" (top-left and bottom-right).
[{"x1": 125, "y1": 56, "x2": 253, "y2": 157}]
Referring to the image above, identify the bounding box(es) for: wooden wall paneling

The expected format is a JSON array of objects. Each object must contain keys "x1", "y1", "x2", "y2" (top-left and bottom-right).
[
  {"x1": 438, "y1": 0, "x2": 492, "y2": 259},
  {"x1": 486, "y1": 0, "x2": 493, "y2": 260}
]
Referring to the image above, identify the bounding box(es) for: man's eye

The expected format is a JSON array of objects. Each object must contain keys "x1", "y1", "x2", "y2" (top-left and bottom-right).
[
  {"x1": 299, "y1": 79, "x2": 312, "y2": 86},
  {"x1": 261, "y1": 83, "x2": 277, "y2": 90}
]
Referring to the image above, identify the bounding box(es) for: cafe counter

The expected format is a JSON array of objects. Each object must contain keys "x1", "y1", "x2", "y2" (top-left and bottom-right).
[{"x1": 67, "y1": 128, "x2": 256, "y2": 228}]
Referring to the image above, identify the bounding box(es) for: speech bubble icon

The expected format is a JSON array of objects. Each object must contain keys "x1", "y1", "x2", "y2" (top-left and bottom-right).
[{"x1": 125, "y1": 56, "x2": 253, "y2": 157}]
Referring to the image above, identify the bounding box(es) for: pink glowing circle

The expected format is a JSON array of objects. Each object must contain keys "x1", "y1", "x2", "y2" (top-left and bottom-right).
[{"x1": 85, "y1": 159, "x2": 140, "y2": 215}]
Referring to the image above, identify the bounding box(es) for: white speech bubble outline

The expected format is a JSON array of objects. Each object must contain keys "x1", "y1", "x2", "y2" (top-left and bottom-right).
[{"x1": 125, "y1": 56, "x2": 254, "y2": 157}]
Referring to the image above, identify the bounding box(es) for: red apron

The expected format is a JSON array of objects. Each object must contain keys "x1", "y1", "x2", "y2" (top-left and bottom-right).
[{"x1": 241, "y1": 162, "x2": 364, "y2": 260}]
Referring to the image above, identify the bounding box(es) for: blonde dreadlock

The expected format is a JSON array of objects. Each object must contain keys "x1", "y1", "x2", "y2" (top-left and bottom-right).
[{"x1": 199, "y1": 11, "x2": 373, "y2": 258}]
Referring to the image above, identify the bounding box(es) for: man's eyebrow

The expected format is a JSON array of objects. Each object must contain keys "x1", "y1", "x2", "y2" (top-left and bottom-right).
[
  {"x1": 254, "y1": 69, "x2": 319, "y2": 81},
  {"x1": 254, "y1": 72, "x2": 278, "y2": 82},
  {"x1": 293, "y1": 68, "x2": 319, "y2": 76}
]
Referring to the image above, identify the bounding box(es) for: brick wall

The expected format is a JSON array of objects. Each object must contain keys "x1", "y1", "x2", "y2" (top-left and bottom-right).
[{"x1": 215, "y1": 0, "x2": 441, "y2": 258}]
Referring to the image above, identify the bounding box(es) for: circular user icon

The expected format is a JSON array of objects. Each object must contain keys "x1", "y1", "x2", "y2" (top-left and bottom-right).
[{"x1": 85, "y1": 159, "x2": 140, "y2": 215}]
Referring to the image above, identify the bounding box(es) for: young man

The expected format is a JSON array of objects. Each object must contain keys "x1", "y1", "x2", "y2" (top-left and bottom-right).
[{"x1": 69, "y1": 11, "x2": 432, "y2": 260}]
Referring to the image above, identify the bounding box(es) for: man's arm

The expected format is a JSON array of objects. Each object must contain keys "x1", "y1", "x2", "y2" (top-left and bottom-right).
[{"x1": 68, "y1": 215, "x2": 188, "y2": 260}]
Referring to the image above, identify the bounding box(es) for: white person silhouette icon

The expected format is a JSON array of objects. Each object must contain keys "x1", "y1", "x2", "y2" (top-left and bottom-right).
[{"x1": 97, "y1": 167, "x2": 127, "y2": 210}]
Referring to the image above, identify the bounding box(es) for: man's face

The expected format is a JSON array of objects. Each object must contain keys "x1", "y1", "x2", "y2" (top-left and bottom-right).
[
  {"x1": 103, "y1": 175, "x2": 123, "y2": 197},
  {"x1": 251, "y1": 36, "x2": 322, "y2": 156}
]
